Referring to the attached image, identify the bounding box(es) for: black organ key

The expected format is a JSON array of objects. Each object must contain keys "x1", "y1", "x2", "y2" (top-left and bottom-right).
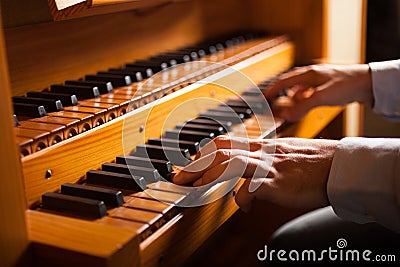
[
  {"x1": 41, "y1": 192, "x2": 107, "y2": 219},
  {"x1": 226, "y1": 99, "x2": 262, "y2": 110},
  {"x1": 86, "y1": 170, "x2": 146, "y2": 191},
  {"x1": 165, "y1": 129, "x2": 215, "y2": 143},
  {"x1": 225, "y1": 101, "x2": 249, "y2": 111},
  {"x1": 26, "y1": 91, "x2": 78, "y2": 106},
  {"x1": 134, "y1": 144, "x2": 191, "y2": 167},
  {"x1": 175, "y1": 123, "x2": 225, "y2": 136},
  {"x1": 242, "y1": 88, "x2": 263, "y2": 97},
  {"x1": 158, "y1": 52, "x2": 191, "y2": 63},
  {"x1": 199, "y1": 111, "x2": 244, "y2": 124},
  {"x1": 86, "y1": 74, "x2": 132, "y2": 87},
  {"x1": 208, "y1": 45, "x2": 217, "y2": 54},
  {"x1": 61, "y1": 183, "x2": 124, "y2": 207},
  {"x1": 126, "y1": 60, "x2": 168, "y2": 73},
  {"x1": 142, "y1": 59, "x2": 170, "y2": 69},
  {"x1": 239, "y1": 96, "x2": 269, "y2": 108},
  {"x1": 198, "y1": 49, "x2": 206, "y2": 58},
  {"x1": 65, "y1": 80, "x2": 113, "y2": 94},
  {"x1": 210, "y1": 106, "x2": 252, "y2": 119},
  {"x1": 115, "y1": 155, "x2": 173, "y2": 179},
  {"x1": 104, "y1": 69, "x2": 143, "y2": 82},
  {"x1": 51, "y1": 84, "x2": 100, "y2": 100},
  {"x1": 101, "y1": 162, "x2": 161, "y2": 183},
  {"x1": 225, "y1": 39, "x2": 234, "y2": 48},
  {"x1": 190, "y1": 51, "x2": 199, "y2": 60},
  {"x1": 174, "y1": 48, "x2": 199, "y2": 60},
  {"x1": 179, "y1": 47, "x2": 206, "y2": 58},
  {"x1": 185, "y1": 118, "x2": 232, "y2": 132},
  {"x1": 150, "y1": 54, "x2": 186, "y2": 65},
  {"x1": 12, "y1": 96, "x2": 63, "y2": 112},
  {"x1": 215, "y1": 43, "x2": 224, "y2": 51},
  {"x1": 147, "y1": 138, "x2": 200, "y2": 155},
  {"x1": 13, "y1": 103, "x2": 47, "y2": 118},
  {"x1": 122, "y1": 66, "x2": 153, "y2": 78}
]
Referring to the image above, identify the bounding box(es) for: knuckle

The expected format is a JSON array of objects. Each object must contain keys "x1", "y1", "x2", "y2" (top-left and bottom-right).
[
  {"x1": 306, "y1": 65, "x2": 319, "y2": 75},
  {"x1": 310, "y1": 90, "x2": 323, "y2": 104},
  {"x1": 214, "y1": 135, "x2": 229, "y2": 146},
  {"x1": 230, "y1": 155, "x2": 248, "y2": 166},
  {"x1": 215, "y1": 149, "x2": 231, "y2": 160},
  {"x1": 275, "y1": 144, "x2": 285, "y2": 154}
]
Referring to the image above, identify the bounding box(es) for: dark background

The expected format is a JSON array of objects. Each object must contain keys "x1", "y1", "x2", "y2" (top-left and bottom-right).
[{"x1": 364, "y1": 0, "x2": 400, "y2": 137}]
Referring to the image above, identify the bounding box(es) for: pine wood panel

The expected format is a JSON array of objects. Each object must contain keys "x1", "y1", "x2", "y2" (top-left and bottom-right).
[
  {"x1": 27, "y1": 210, "x2": 140, "y2": 267},
  {"x1": 278, "y1": 106, "x2": 343, "y2": 138},
  {"x1": 249, "y1": 0, "x2": 324, "y2": 64},
  {"x1": 48, "y1": 0, "x2": 174, "y2": 21},
  {"x1": 0, "y1": 16, "x2": 31, "y2": 267},
  {"x1": 3, "y1": 0, "x2": 251, "y2": 97}
]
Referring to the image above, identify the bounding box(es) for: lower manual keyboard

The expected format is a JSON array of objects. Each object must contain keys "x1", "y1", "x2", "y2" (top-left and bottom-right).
[{"x1": 36, "y1": 84, "x2": 281, "y2": 244}]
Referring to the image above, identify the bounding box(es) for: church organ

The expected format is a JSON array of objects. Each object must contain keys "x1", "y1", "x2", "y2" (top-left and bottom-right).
[{"x1": 0, "y1": 1, "x2": 366, "y2": 266}]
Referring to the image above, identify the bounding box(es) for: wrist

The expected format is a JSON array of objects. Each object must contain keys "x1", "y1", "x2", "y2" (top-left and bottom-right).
[{"x1": 357, "y1": 64, "x2": 374, "y2": 105}]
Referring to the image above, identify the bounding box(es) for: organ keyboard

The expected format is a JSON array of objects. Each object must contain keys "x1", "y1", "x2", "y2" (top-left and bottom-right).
[
  {"x1": 14, "y1": 33, "x2": 288, "y2": 157},
  {"x1": 17, "y1": 33, "x2": 294, "y2": 267},
  {"x1": 0, "y1": 1, "x2": 365, "y2": 266}
]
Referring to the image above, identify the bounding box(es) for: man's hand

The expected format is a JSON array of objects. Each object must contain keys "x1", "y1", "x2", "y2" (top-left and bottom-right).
[
  {"x1": 173, "y1": 136, "x2": 338, "y2": 212},
  {"x1": 264, "y1": 64, "x2": 373, "y2": 122}
]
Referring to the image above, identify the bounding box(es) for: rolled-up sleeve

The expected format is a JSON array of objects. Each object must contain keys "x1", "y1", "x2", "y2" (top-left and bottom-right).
[
  {"x1": 369, "y1": 59, "x2": 400, "y2": 121},
  {"x1": 327, "y1": 137, "x2": 400, "y2": 232}
]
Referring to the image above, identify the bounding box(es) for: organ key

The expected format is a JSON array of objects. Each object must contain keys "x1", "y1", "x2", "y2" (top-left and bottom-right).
[
  {"x1": 86, "y1": 170, "x2": 147, "y2": 191},
  {"x1": 41, "y1": 192, "x2": 108, "y2": 219},
  {"x1": 60, "y1": 183, "x2": 124, "y2": 207},
  {"x1": 116, "y1": 155, "x2": 173, "y2": 179},
  {"x1": 13, "y1": 103, "x2": 47, "y2": 118},
  {"x1": 13, "y1": 96, "x2": 63, "y2": 112},
  {"x1": 26, "y1": 91, "x2": 78, "y2": 107},
  {"x1": 51, "y1": 84, "x2": 100, "y2": 100},
  {"x1": 101, "y1": 162, "x2": 161, "y2": 183},
  {"x1": 147, "y1": 138, "x2": 200, "y2": 155},
  {"x1": 134, "y1": 144, "x2": 191, "y2": 167},
  {"x1": 65, "y1": 80, "x2": 113, "y2": 94}
]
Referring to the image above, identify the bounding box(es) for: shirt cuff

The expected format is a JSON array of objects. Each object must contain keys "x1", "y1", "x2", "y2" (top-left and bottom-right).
[
  {"x1": 369, "y1": 60, "x2": 400, "y2": 121},
  {"x1": 327, "y1": 137, "x2": 400, "y2": 232}
]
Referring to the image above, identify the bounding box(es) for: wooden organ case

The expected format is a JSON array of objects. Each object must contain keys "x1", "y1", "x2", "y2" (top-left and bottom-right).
[{"x1": 0, "y1": 0, "x2": 366, "y2": 266}]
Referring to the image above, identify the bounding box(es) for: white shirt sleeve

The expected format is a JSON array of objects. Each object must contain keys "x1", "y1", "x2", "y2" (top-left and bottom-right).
[
  {"x1": 327, "y1": 137, "x2": 400, "y2": 232},
  {"x1": 369, "y1": 59, "x2": 400, "y2": 121}
]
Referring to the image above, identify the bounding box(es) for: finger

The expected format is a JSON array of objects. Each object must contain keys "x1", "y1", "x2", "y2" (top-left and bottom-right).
[
  {"x1": 173, "y1": 149, "x2": 256, "y2": 185},
  {"x1": 292, "y1": 85, "x2": 315, "y2": 101},
  {"x1": 195, "y1": 136, "x2": 263, "y2": 160},
  {"x1": 279, "y1": 82, "x2": 334, "y2": 122},
  {"x1": 263, "y1": 68, "x2": 318, "y2": 99},
  {"x1": 173, "y1": 150, "x2": 231, "y2": 184},
  {"x1": 193, "y1": 155, "x2": 271, "y2": 186},
  {"x1": 193, "y1": 160, "x2": 234, "y2": 186}
]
